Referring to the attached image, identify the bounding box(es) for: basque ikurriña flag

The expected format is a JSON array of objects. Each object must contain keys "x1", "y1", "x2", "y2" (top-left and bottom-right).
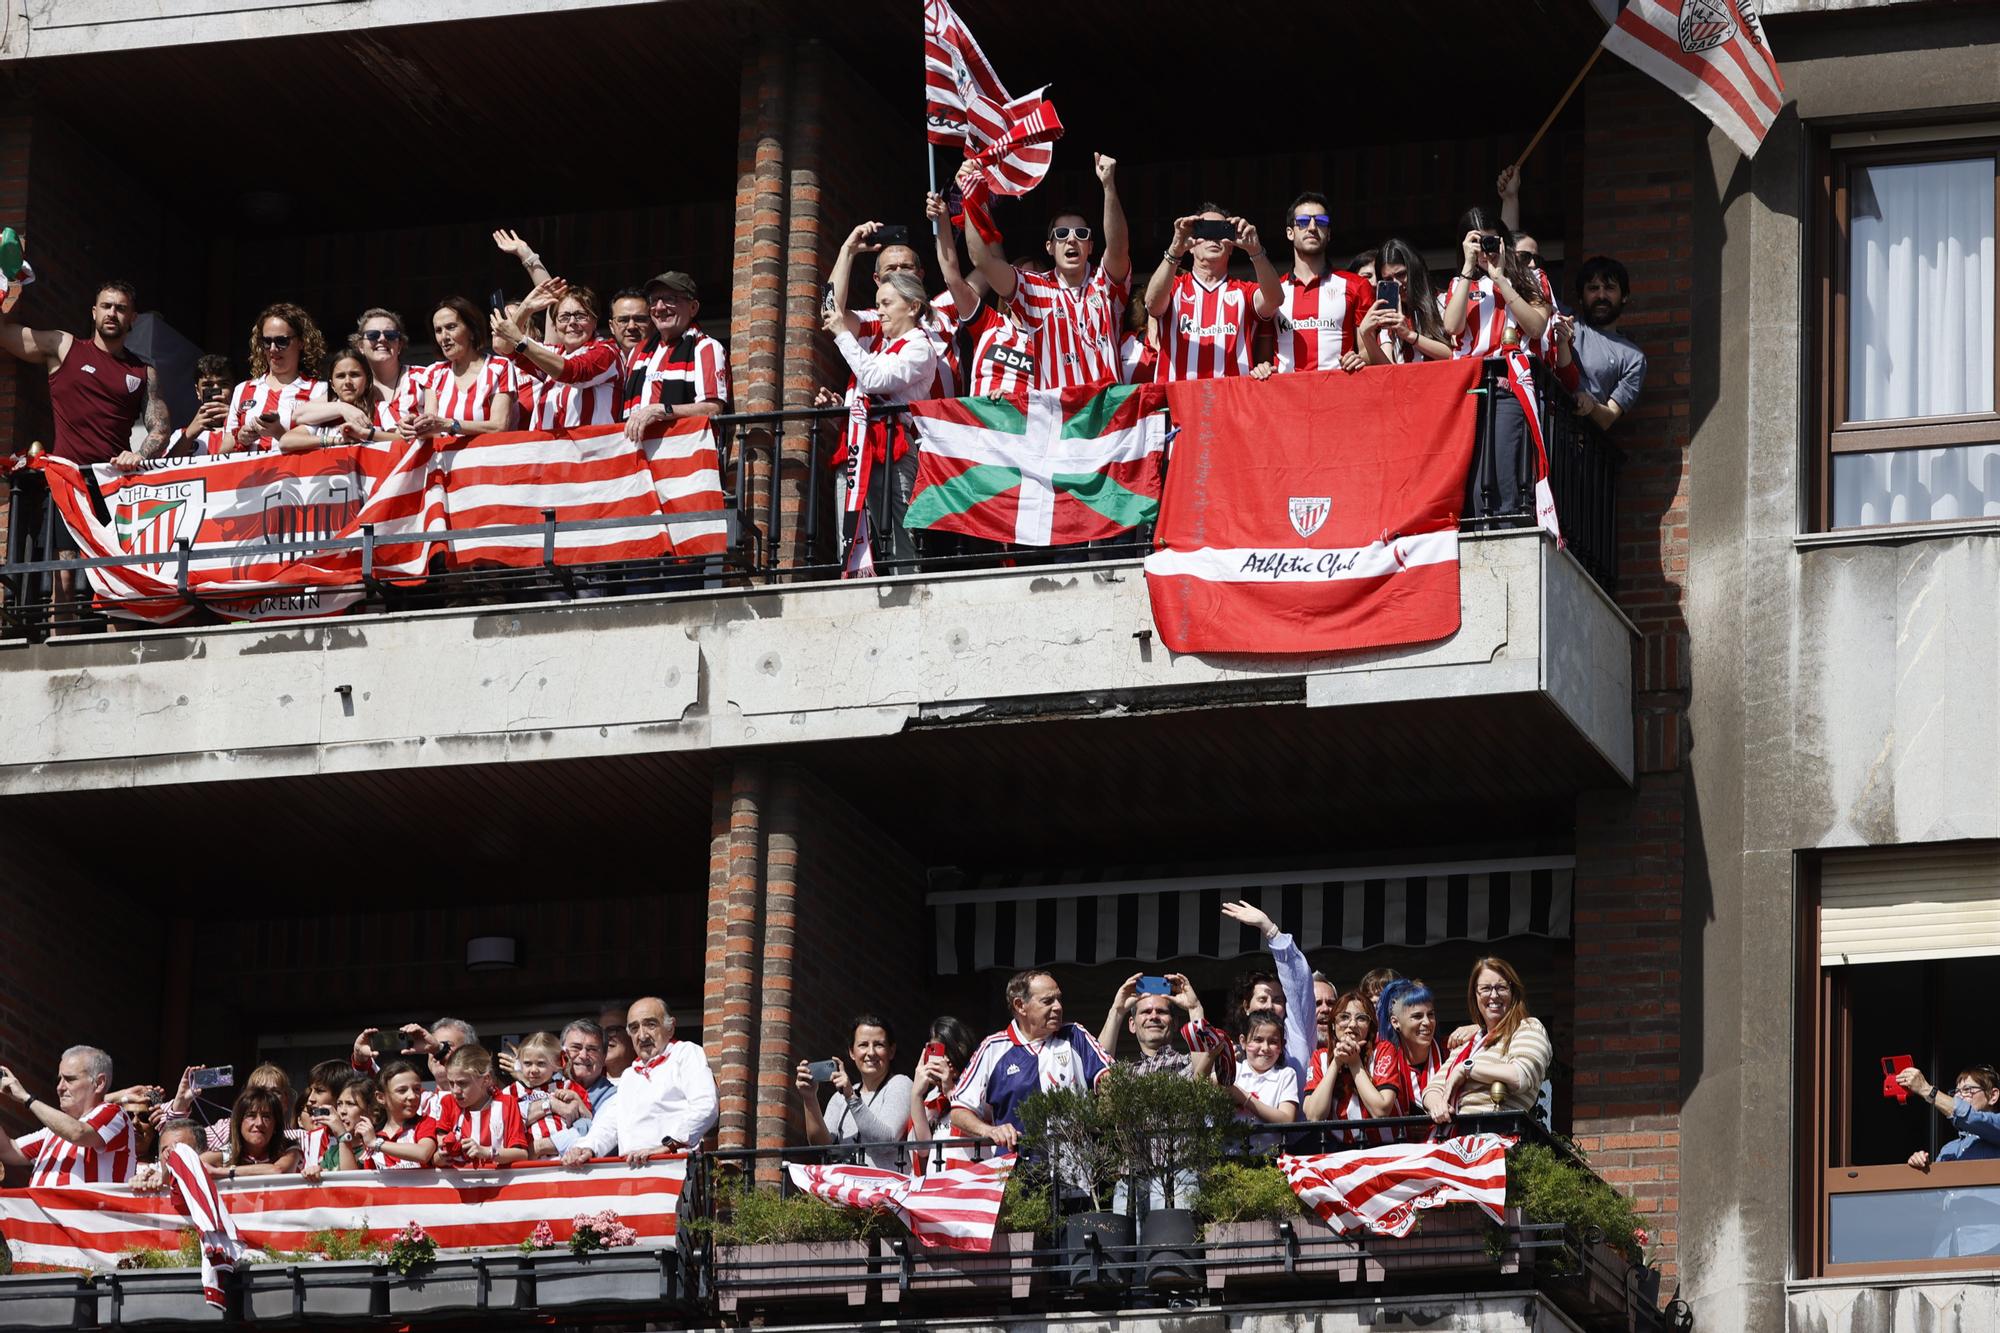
[
  {"x1": 905, "y1": 382, "x2": 1167, "y2": 546},
  {"x1": 1143, "y1": 360, "x2": 1481, "y2": 654}
]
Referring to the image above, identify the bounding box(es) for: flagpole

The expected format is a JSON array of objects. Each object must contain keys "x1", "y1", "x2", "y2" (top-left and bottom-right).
[
  {"x1": 928, "y1": 142, "x2": 942, "y2": 238},
  {"x1": 1511, "y1": 45, "x2": 1604, "y2": 174}
]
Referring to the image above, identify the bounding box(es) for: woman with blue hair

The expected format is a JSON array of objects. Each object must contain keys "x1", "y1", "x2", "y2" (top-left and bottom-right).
[{"x1": 1354, "y1": 978, "x2": 1445, "y2": 1136}]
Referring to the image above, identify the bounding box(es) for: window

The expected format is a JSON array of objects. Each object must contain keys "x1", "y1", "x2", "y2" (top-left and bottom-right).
[
  {"x1": 1822, "y1": 142, "x2": 2000, "y2": 529},
  {"x1": 1801, "y1": 844, "x2": 2000, "y2": 1276}
]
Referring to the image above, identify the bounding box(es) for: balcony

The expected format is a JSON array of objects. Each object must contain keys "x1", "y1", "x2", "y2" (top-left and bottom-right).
[
  {"x1": 0, "y1": 1118, "x2": 1683, "y2": 1332},
  {"x1": 0, "y1": 363, "x2": 1634, "y2": 810}
]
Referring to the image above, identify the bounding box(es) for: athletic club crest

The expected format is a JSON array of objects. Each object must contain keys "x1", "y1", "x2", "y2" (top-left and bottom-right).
[
  {"x1": 1679, "y1": 0, "x2": 1736, "y2": 52},
  {"x1": 114, "y1": 478, "x2": 206, "y2": 558},
  {"x1": 1288, "y1": 496, "x2": 1331, "y2": 539}
]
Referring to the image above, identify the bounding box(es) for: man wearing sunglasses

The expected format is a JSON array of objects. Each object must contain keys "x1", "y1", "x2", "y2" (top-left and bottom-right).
[
  {"x1": 1265, "y1": 191, "x2": 1381, "y2": 377},
  {"x1": 963, "y1": 150, "x2": 1131, "y2": 390}
]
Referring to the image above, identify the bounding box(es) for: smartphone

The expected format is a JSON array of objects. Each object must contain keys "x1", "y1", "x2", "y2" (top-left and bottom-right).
[
  {"x1": 1136, "y1": 975, "x2": 1171, "y2": 996},
  {"x1": 1479, "y1": 234, "x2": 1503, "y2": 257},
  {"x1": 922, "y1": 1041, "x2": 946, "y2": 1064},
  {"x1": 309, "y1": 1105, "x2": 333, "y2": 1120},
  {"x1": 200, "y1": 387, "x2": 226, "y2": 406},
  {"x1": 488, "y1": 286, "x2": 509, "y2": 316},
  {"x1": 871, "y1": 224, "x2": 911, "y2": 248},
  {"x1": 821, "y1": 281, "x2": 836, "y2": 318},
  {"x1": 1375, "y1": 278, "x2": 1402, "y2": 312},
  {"x1": 1192, "y1": 218, "x2": 1236, "y2": 242},
  {"x1": 191, "y1": 1065, "x2": 233, "y2": 1090},
  {"x1": 807, "y1": 1058, "x2": 840, "y2": 1083}
]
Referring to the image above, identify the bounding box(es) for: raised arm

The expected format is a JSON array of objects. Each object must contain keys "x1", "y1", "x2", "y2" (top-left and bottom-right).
[
  {"x1": 1443, "y1": 231, "x2": 1482, "y2": 337},
  {"x1": 1234, "y1": 219, "x2": 1284, "y2": 321},
  {"x1": 1497, "y1": 165, "x2": 1521, "y2": 234},
  {"x1": 1220, "y1": 901, "x2": 1315, "y2": 1067},
  {"x1": 1099, "y1": 973, "x2": 1141, "y2": 1058},
  {"x1": 1093, "y1": 153, "x2": 1130, "y2": 284},
  {"x1": 0, "y1": 309, "x2": 68, "y2": 367},
  {"x1": 1145, "y1": 216, "x2": 1197, "y2": 318},
  {"x1": 928, "y1": 193, "x2": 981, "y2": 316},
  {"x1": 0, "y1": 1067, "x2": 110, "y2": 1150},
  {"x1": 830, "y1": 221, "x2": 884, "y2": 338}
]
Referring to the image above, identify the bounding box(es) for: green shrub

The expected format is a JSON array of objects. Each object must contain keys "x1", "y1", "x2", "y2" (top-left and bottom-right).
[
  {"x1": 115, "y1": 1230, "x2": 203, "y2": 1269},
  {"x1": 1508, "y1": 1141, "x2": 1646, "y2": 1269},
  {"x1": 699, "y1": 1181, "x2": 899, "y2": 1246},
  {"x1": 1193, "y1": 1163, "x2": 1304, "y2": 1229},
  {"x1": 994, "y1": 1172, "x2": 1053, "y2": 1237},
  {"x1": 266, "y1": 1226, "x2": 379, "y2": 1265}
]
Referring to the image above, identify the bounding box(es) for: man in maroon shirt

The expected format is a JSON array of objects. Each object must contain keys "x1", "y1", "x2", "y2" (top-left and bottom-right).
[{"x1": 1, "y1": 280, "x2": 171, "y2": 623}]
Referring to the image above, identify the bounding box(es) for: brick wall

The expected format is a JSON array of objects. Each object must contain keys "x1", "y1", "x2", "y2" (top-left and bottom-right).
[{"x1": 1567, "y1": 62, "x2": 1699, "y2": 1288}]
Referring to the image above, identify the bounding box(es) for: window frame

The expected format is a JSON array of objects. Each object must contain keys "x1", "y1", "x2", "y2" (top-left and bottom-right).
[
  {"x1": 1797, "y1": 850, "x2": 2000, "y2": 1278},
  {"x1": 1815, "y1": 139, "x2": 2000, "y2": 530}
]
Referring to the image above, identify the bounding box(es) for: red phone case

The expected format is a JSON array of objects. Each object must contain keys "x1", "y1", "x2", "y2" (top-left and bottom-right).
[{"x1": 1882, "y1": 1054, "x2": 1914, "y2": 1102}]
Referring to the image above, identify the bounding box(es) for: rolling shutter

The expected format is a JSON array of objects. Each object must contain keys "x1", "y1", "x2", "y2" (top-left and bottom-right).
[{"x1": 1819, "y1": 843, "x2": 2000, "y2": 966}]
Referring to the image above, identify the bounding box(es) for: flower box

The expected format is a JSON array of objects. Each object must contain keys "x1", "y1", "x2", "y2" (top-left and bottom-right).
[
  {"x1": 0, "y1": 1273, "x2": 103, "y2": 1329},
  {"x1": 528, "y1": 1247, "x2": 679, "y2": 1310},
  {"x1": 240, "y1": 1260, "x2": 382, "y2": 1322},
  {"x1": 713, "y1": 1239, "x2": 873, "y2": 1311},
  {"x1": 98, "y1": 1268, "x2": 224, "y2": 1326},
  {"x1": 1202, "y1": 1218, "x2": 1364, "y2": 1289},
  {"x1": 385, "y1": 1254, "x2": 527, "y2": 1317},
  {"x1": 1364, "y1": 1203, "x2": 1515, "y2": 1278},
  {"x1": 878, "y1": 1231, "x2": 1038, "y2": 1302}
]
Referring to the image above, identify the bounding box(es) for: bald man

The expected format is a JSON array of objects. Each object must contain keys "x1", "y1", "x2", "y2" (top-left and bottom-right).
[{"x1": 562, "y1": 997, "x2": 717, "y2": 1167}]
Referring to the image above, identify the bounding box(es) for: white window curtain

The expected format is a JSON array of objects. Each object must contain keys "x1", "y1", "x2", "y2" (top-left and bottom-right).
[{"x1": 1847, "y1": 159, "x2": 1994, "y2": 423}]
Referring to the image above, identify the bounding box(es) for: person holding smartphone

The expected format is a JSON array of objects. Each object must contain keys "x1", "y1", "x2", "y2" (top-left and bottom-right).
[
  {"x1": 1363, "y1": 239, "x2": 1454, "y2": 365},
  {"x1": 168, "y1": 354, "x2": 233, "y2": 455},
  {"x1": 1097, "y1": 972, "x2": 1216, "y2": 1074},
  {"x1": 793, "y1": 1015, "x2": 913, "y2": 1170},
  {"x1": 215, "y1": 302, "x2": 330, "y2": 455},
  {"x1": 1142, "y1": 202, "x2": 1284, "y2": 381},
  {"x1": 906, "y1": 1016, "x2": 978, "y2": 1172}
]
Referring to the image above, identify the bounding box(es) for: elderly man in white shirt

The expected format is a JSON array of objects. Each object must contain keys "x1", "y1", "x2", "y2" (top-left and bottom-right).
[{"x1": 561, "y1": 997, "x2": 716, "y2": 1168}]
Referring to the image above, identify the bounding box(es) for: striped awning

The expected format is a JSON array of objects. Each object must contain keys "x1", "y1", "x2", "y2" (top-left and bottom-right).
[{"x1": 930, "y1": 856, "x2": 1574, "y2": 975}]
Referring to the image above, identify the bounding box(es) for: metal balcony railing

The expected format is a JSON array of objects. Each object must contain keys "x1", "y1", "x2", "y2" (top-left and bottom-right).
[{"x1": 0, "y1": 360, "x2": 1619, "y2": 640}]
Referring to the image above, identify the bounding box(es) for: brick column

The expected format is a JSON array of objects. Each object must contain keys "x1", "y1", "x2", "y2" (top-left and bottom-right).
[
  {"x1": 1567, "y1": 62, "x2": 1698, "y2": 1290},
  {"x1": 753, "y1": 767, "x2": 801, "y2": 1184},
  {"x1": 727, "y1": 36, "x2": 789, "y2": 570},
  {"x1": 702, "y1": 758, "x2": 767, "y2": 1151}
]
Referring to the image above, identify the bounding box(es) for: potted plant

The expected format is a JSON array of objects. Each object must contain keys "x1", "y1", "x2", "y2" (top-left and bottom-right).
[
  {"x1": 1100, "y1": 1067, "x2": 1235, "y2": 1289},
  {"x1": 701, "y1": 1180, "x2": 892, "y2": 1312},
  {"x1": 1015, "y1": 1081, "x2": 1131, "y2": 1291},
  {"x1": 526, "y1": 1211, "x2": 679, "y2": 1312},
  {"x1": 1193, "y1": 1160, "x2": 1367, "y2": 1289},
  {"x1": 1506, "y1": 1138, "x2": 1658, "y2": 1317}
]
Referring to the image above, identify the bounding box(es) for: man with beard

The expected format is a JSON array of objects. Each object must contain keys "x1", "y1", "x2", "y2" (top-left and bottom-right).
[
  {"x1": 1265, "y1": 191, "x2": 1380, "y2": 374},
  {"x1": 1564, "y1": 256, "x2": 1647, "y2": 432}
]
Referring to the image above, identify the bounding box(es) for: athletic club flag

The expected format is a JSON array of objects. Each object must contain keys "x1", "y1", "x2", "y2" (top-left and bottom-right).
[
  {"x1": 906, "y1": 383, "x2": 1167, "y2": 546},
  {"x1": 0, "y1": 1159, "x2": 685, "y2": 1271},
  {"x1": 924, "y1": 0, "x2": 1011, "y2": 148},
  {"x1": 38, "y1": 441, "x2": 434, "y2": 625},
  {"x1": 784, "y1": 1157, "x2": 1012, "y2": 1253},
  {"x1": 1144, "y1": 360, "x2": 1482, "y2": 655},
  {"x1": 1601, "y1": 0, "x2": 1785, "y2": 158},
  {"x1": 1279, "y1": 1134, "x2": 1514, "y2": 1238}
]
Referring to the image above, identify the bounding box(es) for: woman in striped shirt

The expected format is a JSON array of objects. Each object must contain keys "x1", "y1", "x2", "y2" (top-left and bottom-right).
[
  {"x1": 1303, "y1": 989, "x2": 1386, "y2": 1143},
  {"x1": 399, "y1": 297, "x2": 517, "y2": 441},
  {"x1": 354, "y1": 1060, "x2": 438, "y2": 1170},
  {"x1": 214, "y1": 303, "x2": 329, "y2": 454},
  {"x1": 1424, "y1": 956, "x2": 1553, "y2": 1122},
  {"x1": 352, "y1": 307, "x2": 425, "y2": 427},
  {"x1": 278, "y1": 349, "x2": 395, "y2": 451}
]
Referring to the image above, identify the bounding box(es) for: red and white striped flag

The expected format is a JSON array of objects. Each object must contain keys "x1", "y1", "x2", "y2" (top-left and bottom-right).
[
  {"x1": 924, "y1": 0, "x2": 1010, "y2": 148},
  {"x1": 784, "y1": 1156, "x2": 1012, "y2": 1253},
  {"x1": 0, "y1": 1160, "x2": 684, "y2": 1272},
  {"x1": 1278, "y1": 1133, "x2": 1514, "y2": 1238},
  {"x1": 434, "y1": 418, "x2": 726, "y2": 569},
  {"x1": 1601, "y1": 0, "x2": 1784, "y2": 158},
  {"x1": 964, "y1": 89, "x2": 1065, "y2": 198},
  {"x1": 1503, "y1": 349, "x2": 1563, "y2": 547}
]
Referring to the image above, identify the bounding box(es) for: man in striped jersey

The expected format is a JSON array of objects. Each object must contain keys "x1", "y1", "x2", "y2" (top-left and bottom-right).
[
  {"x1": 0, "y1": 1047, "x2": 135, "y2": 1187},
  {"x1": 1261, "y1": 191, "x2": 1382, "y2": 376},
  {"x1": 962, "y1": 151, "x2": 1131, "y2": 391},
  {"x1": 1142, "y1": 204, "x2": 1284, "y2": 381},
  {"x1": 623, "y1": 272, "x2": 729, "y2": 442},
  {"x1": 926, "y1": 190, "x2": 1035, "y2": 397},
  {"x1": 607, "y1": 290, "x2": 654, "y2": 415}
]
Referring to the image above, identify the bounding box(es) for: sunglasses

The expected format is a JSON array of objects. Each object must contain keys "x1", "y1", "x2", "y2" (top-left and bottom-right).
[
  {"x1": 1050, "y1": 226, "x2": 1093, "y2": 241},
  {"x1": 258, "y1": 336, "x2": 293, "y2": 350},
  {"x1": 361, "y1": 329, "x2": 404, "y2": 344},
  {"x1": 1293, "y1": 213, "x2": 1332, "y2": 228}
]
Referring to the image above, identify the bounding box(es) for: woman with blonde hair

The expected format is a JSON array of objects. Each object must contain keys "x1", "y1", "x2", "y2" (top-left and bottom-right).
[{"x1": 1423, "y1": 956, "x2": 1553, "y2": 1122}]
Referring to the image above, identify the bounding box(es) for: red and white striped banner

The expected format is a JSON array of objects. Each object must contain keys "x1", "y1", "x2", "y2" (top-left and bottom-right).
[
  {"x1": 0, "y1": 1160, "x2": 683, "y2": 1272},
  {"x1": 433, "y1": 418, "x2": 726, "y2": 569},
  {"x1": 964, "y1": 90, "x2": 1064, "y2": 198},
  {"x1": 1602, "y1": 0, "x2": 1785, "y2": 158},
  {"x1": 1278, "y1": 1134, "x2": 1514, "y2": 1238},
  {"x1": 784, "y1": 1156, "x2": 1012, "y2": 1253}
]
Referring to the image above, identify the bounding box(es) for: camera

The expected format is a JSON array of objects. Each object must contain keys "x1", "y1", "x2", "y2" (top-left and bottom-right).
[{"x1": 1479, "y1": 234, "x2": 1503, "y2": 257}]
